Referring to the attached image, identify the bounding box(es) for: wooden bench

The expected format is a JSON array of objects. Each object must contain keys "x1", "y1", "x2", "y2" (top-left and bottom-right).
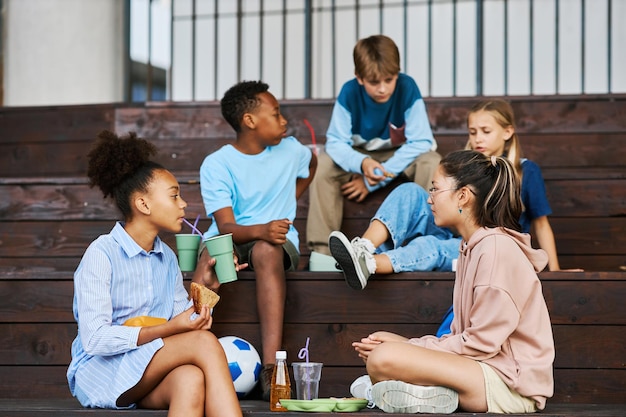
[{"x1": 0, "y1": 96, "x2": 625, "y2": 416}]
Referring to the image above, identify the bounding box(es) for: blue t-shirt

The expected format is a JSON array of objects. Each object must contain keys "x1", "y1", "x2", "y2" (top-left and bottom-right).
[
  {"x1": 199, "y1": 136, "x2": 312, "y2": 249},
  {"x1": 325, "y1": 73, "x2": 436, "y2": 191},
  {"x1": 519, "y1": 159, "x2": 552, "y2": 233}
]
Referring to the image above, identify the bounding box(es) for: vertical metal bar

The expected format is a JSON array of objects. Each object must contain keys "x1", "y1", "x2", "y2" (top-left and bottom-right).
[
  {"x1": 147, "y1": 0, "x2": 153, "y2": 101},
  {"x1": 403, "y1": 0, "x2": 408, "y2": 72},
  {"x1": 0, "y1": 0, "x2": 3, "y2": 105},
  {"x1": 379, "y1": 0, "x2": 383, "y2": 34},
  {"x1": 331, "y1": 0, "x2": 337, "y2": 97},
  {"x1": 476, "y1": 0, "x2": 483, "y2": 96},
  {"x1": 503, "y1": 0, "x2": 508, "y2": 95},
  {"x1": 427, "y1": 0, "x2": 432, "y2": 95},
  {"x1": 282, "y1": 0, "x2": 287, "y2": 97},
  {"x1": 191, "y1": 0, "x2": 196, "y2": 101},
  {"x1": 304, "y1": 0, "x2": 313, "y2": 98},
  {"x1": 236, "y1": 0, "x2": 242, "y2": 82},
  {"x1": 355, "y1": 0, "x2": 360, "y2": 40},
  {"x1": 304, "y1": 0, "x2": 312, "y2": 98},
  {"x1": 168, "y1": 0, "x2": 174, "y2": 100},
  {"x1": 529, "y1": 0, "x2": 534, "y2": 95},
  {"x1": 452, "y1": 0, "x2": 457, "y2": 96},
  {"x1": 606, "y1": 0, "x2": 613, "y2": 94},
  {"x1": 260, "y1": 0, "x2": 264, "y2": 81},
  {"x1": 123, "y1": 0, "x2": 131, "y2": 102},
  {"x1": 555, "y1": 0, "x2": 559, "y2": 94},
  {"x1": 581, "y1": 0, "x2": 585, "y2": 93},
  {"x1": 213, "y1": 0, "x2": 218, "y2": 100}
]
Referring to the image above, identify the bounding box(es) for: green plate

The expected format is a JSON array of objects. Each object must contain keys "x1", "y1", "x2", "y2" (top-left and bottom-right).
[
  {"x1": 279, "y1": 399, "x2": 337, "y2": 412},
  {"x1": 279, "y1": 398, "x2": 369, "y2": 413},
  {"x1": 333, "y1": 398, "x2": 369, "y2": 412}
]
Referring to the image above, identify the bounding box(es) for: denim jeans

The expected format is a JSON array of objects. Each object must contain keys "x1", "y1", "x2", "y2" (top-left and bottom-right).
[
  {"x1": 306, "y1": 150, "x2": 441, "y2": 255},
  {"x1": 373, "y1": 183, "x2": 461, "y2": 272}
]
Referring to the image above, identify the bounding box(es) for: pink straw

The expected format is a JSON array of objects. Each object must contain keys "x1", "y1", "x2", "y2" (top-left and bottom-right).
[{"x1": 303, "y1": 119, "x2": 318, "y2": 155}]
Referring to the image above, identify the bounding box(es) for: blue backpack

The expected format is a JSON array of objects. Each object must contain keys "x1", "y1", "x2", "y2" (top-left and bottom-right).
[{"x1": 436, "y1": 305, "x2": 454, "y2": 337}]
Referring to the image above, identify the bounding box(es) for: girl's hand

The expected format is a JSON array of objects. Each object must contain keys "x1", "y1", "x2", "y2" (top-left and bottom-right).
[
  {"x1": 352, "y1": 332, "x2": 408, "y2": 362},
  {"x1": 234, "y1": 253, "x2": 248, "y2": 272},
  {"x1": 192, "y1": 248, "x2": 220, "y2": 291},
  {"x1": 171, "y1": 306, "x2": 213, "y2": 331},
  {"x1": 368, "y1": 331, "x2": 409, "y2": 343}
]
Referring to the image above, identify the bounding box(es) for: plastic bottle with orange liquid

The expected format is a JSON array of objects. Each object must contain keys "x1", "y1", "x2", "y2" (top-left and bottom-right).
[{"x1": 269, "y1": 350, "x2": 291, "y2": 411}]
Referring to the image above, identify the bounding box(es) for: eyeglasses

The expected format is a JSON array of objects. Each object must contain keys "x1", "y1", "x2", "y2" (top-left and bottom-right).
[{"x1": 428, "y1": 187, "x2": 456, "y2": 197}]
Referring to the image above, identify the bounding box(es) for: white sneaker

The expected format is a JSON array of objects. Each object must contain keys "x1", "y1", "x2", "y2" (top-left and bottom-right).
[
  {"x1": 350, "y1": 375, "x2": 375, "y2": 408},
  {"x1": 308, "y1": 251, "x2": 341, "y2": 272},
  {"x1": 371, "y1": 380, "x2": 458, "y2": 414},
  {"x1": 328, "y1": 231, "x2": 376, "y2": 290}
]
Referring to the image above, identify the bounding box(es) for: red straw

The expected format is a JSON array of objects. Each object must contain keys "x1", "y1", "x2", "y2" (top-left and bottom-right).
[{"x1": 303, "y1": 119, "x2": 318, "y2": 155}]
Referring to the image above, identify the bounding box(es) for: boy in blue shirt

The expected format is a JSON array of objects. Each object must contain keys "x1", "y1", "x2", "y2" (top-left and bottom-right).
[
  {"x1": 306, "y1": 34, "x2": 440, "y2": 270},
  {"x1": 199, "y1": 81, "x2": 317, "y2": 400}
]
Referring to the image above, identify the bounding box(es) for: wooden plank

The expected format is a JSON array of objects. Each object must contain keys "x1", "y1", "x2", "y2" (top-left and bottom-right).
[
  {"x1": 1, "y1": 175, "x2": 624, "y2": 221},
  {"x1": 336, "y1": 217, "x2": 626, "y2": 256},
  {"x1": 0, "y1": 104, "x2": 116, "y2": 143},
  {"x1": 425, "y1": 95, "x2": 626, "y2": 134},
  {"x1": 113, "y1": 101, "x2": 336, "y2": 140},
  {"x1": 0, "y1": 366, "x2": 624, "y2": 405},
  {"x1": 108, "y1": 96, "x2": 626, "y2": 139},
  {"x1": 1, "y1": 399, "x2": 625, "y2": 417},
  {"x1": 3, "y1": 277, "x2": 625, "y2": 325},
  {"x1": 3, "y1": 132, "x2": 624, "y2": 179},
  {"x1": 0, "y1": 279, "x2": 454, "y2": 324},
  {"x1": 435, "y1": 132, "x2": 626, "y2": 169},
  {"x1": 0, "y1": 218, "x2": 623, "y2": 260},
  {"x1": 1, "y1": 323, "x2": 622, "y2": 370}
]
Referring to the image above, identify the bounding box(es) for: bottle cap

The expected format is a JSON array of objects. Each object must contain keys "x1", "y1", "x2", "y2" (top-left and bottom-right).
[{"x1": 275, "y1": 350, "x2": 287, "y2": 360}]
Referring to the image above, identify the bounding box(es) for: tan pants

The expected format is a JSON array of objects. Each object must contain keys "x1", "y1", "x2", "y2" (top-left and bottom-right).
[{"x1": 306, "y1": 149, "x2": 441, "y2": 255}]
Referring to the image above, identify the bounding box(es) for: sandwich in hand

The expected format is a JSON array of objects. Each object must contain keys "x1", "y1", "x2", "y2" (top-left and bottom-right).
[{"x1": 190, "y1": 282, "x2": 220, "y2": 314}]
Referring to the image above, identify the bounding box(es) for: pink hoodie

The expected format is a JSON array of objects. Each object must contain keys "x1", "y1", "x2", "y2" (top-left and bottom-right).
[{"x1": 408, "y1": 227, "x2": 554, "y2": 410}]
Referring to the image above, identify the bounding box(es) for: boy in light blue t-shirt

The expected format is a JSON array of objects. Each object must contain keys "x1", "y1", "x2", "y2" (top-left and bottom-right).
[{"x1": 199, "y1": 80, "x2": 317, "y2": 401}]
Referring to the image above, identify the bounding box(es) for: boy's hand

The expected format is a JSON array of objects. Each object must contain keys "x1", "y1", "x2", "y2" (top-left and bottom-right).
[
  {"x1": 341, "y1": 174, "x2": 369, "y2": 202},
  {"x1": 361, "y1": 158, "x2": 387, "y2": 186},
  {"x1": 263, "y1": 219, "x2": 291, "y2": 244}
]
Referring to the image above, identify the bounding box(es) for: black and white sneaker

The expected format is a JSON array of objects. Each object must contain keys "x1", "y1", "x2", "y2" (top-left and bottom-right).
[{"x1": 328, "y1": 231, "x2": 376, "y2": 290}]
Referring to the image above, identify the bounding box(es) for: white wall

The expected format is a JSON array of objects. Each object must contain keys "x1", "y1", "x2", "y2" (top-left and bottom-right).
[{"x1": 3, "y1": 0, "x2": 126, "y2": 106}]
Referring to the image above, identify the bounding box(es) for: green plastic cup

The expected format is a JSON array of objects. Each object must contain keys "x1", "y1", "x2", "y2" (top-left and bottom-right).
[
  {"x1": 204, "y1": 233, "x2": 237, "y2": 284},
  {"x1": 175, "y1": 234, "x2": 202, "y2": 272}
]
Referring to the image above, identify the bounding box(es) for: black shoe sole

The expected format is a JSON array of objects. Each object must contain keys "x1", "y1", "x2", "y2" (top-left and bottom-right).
[{"x1": 329, "y1": 235, "x2": 364, "y2": 290}]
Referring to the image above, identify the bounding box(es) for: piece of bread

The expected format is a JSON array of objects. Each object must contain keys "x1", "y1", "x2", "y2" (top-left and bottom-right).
[{"x1": 190, "y1": 282, "x2": 220, "y2": 313}]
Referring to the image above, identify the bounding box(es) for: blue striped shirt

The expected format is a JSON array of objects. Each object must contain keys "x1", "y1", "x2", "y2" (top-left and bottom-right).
[{"x1": 66, "y1": 222, "x2": 192, "y2": 408}]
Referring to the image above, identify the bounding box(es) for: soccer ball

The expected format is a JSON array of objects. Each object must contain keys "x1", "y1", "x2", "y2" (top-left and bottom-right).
[{"x1": 218, "y1": 336, "x2": 262, "y2": 398}]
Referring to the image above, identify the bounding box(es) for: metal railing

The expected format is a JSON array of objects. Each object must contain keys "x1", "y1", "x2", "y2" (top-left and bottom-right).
[{"x1": 132, "y1": 0, "x2": 624, "y2": 102}]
